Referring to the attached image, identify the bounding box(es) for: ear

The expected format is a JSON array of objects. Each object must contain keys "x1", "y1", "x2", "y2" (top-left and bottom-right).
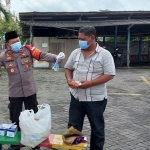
[
  {"x1": 6, "y1": 42, "x2": 11, "y2": 49},
  {"x1": 91, "y1": 35, "x2": 96, "y2": 41}
]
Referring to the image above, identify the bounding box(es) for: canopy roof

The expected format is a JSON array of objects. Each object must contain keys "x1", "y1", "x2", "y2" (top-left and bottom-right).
[{"x1": 19, "y1": 11, "x2": 150, "y2": 38}]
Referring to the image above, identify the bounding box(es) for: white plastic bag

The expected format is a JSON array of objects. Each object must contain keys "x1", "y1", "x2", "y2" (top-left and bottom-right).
[{"x1": 19, "y1": 104, "x2": 51, "y2": 148}]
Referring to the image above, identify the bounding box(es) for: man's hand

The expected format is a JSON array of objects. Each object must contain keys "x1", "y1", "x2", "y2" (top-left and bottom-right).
[
  {"x1": 67, "y1": 80, "x2": 93, "y2": 89},
  {"x1": 53, "y1": 54, "x2": 63, "y2": 63},
  {"x1": 78, "y1": 74, "x2": 115, "y2": 89},
  {"x1": 67, "y1": 79, "x2": 75, "y2": 88},
  {"x1": 78, "y1": 80, "x2": 92, "y2": 89},
  {"x1": 53, "y1": 54, "x2": 57, "y2": 61},
  {"x1": 54, "y1": 52, "x2": 65, "y2": 63}
]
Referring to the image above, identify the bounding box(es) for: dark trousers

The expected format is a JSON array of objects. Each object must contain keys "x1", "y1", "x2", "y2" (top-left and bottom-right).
[
  {"x1": 8, "y1": 94, "x2": 38, "y2": 130},
  {"x1": 8, "y1": 94, "x2": 39, "y2": 150},
  {"x1": 68, "y1": 94, "x2": 107, "y2": 150}
]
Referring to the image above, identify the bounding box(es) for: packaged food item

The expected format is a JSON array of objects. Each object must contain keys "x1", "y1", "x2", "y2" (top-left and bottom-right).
[
  {"x1": 0, "y1": 125, "x2": 6, "y2": 136},
  {"x1": 0, "y1": 123, "x2": 17, "y2": 137},
  {"x1": 6, "y1": 125, "x2": 18, "y2": 137},
  {"x1": 71, "y1": 81, "x2": 81, "y2": 87}
]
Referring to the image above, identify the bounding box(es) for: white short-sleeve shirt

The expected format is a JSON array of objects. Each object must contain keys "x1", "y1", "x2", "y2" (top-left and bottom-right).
[{"x1": 64, "y1": 43, "x2": 116, "y2": 101}]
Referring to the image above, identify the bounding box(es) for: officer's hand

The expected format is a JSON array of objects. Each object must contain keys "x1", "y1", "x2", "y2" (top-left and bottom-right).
[
  {"x1": 53, "y1": 54, "x2": 62, "y2": 63},
  {"x1": 53, "y1": 54, "x2": 57, "y2": 61}
]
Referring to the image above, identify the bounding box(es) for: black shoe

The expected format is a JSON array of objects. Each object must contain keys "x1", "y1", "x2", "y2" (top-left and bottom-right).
[
  {"x1": 32, "y1": 146, "x2": 40, "y2": 150},
  {"x1": 8, "y1": 145, "x2": 21, "y2": 150}
]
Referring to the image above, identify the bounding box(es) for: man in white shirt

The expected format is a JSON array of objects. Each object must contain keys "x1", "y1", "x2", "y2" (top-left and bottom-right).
[{"x1": 64, "y1": 26, "x2": 115, "y2": 150}]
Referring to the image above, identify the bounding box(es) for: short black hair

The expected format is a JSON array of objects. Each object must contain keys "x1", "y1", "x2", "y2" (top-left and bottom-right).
[{"x1": 78, "y1": 26, "x2": 96, "y2": 37}]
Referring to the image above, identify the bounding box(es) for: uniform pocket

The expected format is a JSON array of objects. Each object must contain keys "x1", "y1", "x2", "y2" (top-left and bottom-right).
[
  {"x1": 6, "y1": 61, "x2": 19, "y2": 75},
  {"x1": 21, "y1": 57, "x2": 31, "y2": 64},
  {"x1": 22, "y1": 63, "x2": 32, "y2": 72},
  {"x1": 21, "y1": 57, "x2": 32, "y2": 71},
  {"x1": 88, "y1": 60, "x2": 103, "y2": 73},
  {"x1": 6, "y1": 62, "x2": 16, "y2": 68}
]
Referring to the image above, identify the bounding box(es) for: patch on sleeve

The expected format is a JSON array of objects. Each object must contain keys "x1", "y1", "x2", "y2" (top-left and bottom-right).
[{"x1": 0, "y1": 55, "x2": 2, "y2": 59}]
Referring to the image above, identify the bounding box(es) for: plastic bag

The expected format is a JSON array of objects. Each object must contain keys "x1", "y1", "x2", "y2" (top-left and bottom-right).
[{"x1": 19, "y1": 104, "x2": 51, "y2": 148}]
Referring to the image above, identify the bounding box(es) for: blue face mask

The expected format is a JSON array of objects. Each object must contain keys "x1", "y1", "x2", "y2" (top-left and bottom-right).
[
  {"x1": 79, "y1": 40, "x2": 89, "y2": 50},
  {"x1": 79, "y1": 37, "x2": 91, "y2": 50},
  {"x1": 11, "y1": 42, "x2": 22, "y2": 52}
]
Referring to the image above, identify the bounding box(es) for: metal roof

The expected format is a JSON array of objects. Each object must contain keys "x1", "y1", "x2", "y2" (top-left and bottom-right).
[
  {"x1": 19, "y1": 11, "x2": 150, "y2": 37},
  {"x1": 21, "y1": 19, "x2": 150, "y2": 28}
]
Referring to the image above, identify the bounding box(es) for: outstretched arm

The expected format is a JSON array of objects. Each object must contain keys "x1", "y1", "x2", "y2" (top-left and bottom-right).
[{"x1": 25, "y1": 45, "x2": 57, "y2": 63}]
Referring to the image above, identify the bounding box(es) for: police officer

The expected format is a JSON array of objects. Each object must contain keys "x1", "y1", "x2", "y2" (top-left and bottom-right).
[{"x1": 0, "y1": 30, "x2": 58, "y2": 149}]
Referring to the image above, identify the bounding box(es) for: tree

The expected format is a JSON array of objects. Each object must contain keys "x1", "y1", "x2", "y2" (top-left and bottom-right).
[
  {"x1": 0, "y1": 3, "x2": 10, "y2": 22},
  {"x1": 0, "y1": 11, "x2": 26, "y2": 44},
  {"x1": 0, "y1": 3, "x2": 26, "y2": 43}
]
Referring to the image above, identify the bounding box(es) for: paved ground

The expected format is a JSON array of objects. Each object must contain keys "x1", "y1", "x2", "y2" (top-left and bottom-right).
[{"x1": 0, "y1": 67, "x2": 150, "y2": 150}]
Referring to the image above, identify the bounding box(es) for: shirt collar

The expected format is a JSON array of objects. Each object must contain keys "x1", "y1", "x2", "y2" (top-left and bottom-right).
[{"x1": 95, "y1": 43, "x2": 101, "y2": 53}]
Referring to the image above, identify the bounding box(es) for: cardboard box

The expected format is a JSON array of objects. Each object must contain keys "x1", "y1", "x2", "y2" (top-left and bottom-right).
[
  {"x1": 0, "y1": 125, "x2": 7, "y2": 136},
  {"x1": 6, "y1": 125, "x2": 18, "y2": 137}
]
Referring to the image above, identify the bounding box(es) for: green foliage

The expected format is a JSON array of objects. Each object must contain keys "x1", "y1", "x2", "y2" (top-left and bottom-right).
[
  {"x1": 100, "y1": 36, "x2": 150, "y2": 42},
  {"x1": 0, "y1": 6, "x2": 26, "y2": 44},
  {"x1": 0, "y1": 13, "x2": 20, "y2": 37},
  {"x1": 0, "y1": 3, "x2": 10, "y2": 22},
  {"x1": 106, "y1": 37, "x2": 127, "y2": 42}
]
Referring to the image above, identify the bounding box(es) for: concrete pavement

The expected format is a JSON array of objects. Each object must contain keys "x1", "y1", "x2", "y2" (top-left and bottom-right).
[{"x1": 0, "y1": 68, "x2": 150, "y2": 150}]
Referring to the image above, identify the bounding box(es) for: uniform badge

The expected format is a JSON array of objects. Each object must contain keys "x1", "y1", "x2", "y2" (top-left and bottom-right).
[
  {"x1": 25, "y1": 64, "x2": 29, "y2": 69},
  {"x1": 8, "y1": 63, "x2": 13, "y2": 67},
  {"x1": 21, "y1": 52, "x2": 26, "y2": 56},
  {"x1": 24, "y1": 59, "x2": 29, "y2": 63},
  {"x1": 7, "y1": 57, "x2": 12, "y2": 60},
  {"x1": 10, "y1": 68, "x2": 14, "y2": 73}
]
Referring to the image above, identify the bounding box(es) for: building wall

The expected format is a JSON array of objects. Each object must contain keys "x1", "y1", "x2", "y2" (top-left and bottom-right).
[
  {"x1": 33, "y1": 37, "x2": 50, "y2": 68},
  {"x1": 33, "y1": 37, "x2": 78, "y2": 68},
  {"x1": 33, "y1": 37, "x2": 150, "y2": 68},
  {"x1": 48, "y1": 39, "x2": 78, "y2": 67}
]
